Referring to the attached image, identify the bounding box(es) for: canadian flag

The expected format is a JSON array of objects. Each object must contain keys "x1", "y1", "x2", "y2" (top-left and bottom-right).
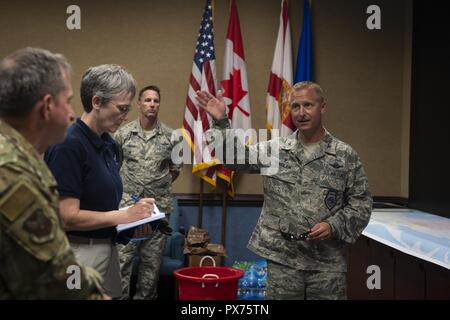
[
  {"x1": 219, "y1": 0, "x2": 252, "y2": 194},
  {"x1": 221, "y1": 0, "x2": 252, "y2": 132},
  {"x1": 266, "y1": 0, "x2": 294, "y2": 137}
]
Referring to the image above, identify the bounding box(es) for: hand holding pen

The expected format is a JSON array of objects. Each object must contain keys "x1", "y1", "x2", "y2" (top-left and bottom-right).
[
  {"x1": 121, "y1": 195, "x2": 155, "y2": 224},
  {"x1": 129, "y1": 194, "x2": 154, "y2": 239}
]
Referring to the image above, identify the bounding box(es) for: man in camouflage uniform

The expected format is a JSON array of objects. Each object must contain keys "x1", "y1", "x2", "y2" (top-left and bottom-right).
[
  {"x1": 0, "y1": 47, "x2": 104, "y2": 299},
  {"x1": 115, "y1": 85, "x2": 181, "y2": 299},
  {"x1": 196, "y1": 81, "x2": 372, "y2": 299}
]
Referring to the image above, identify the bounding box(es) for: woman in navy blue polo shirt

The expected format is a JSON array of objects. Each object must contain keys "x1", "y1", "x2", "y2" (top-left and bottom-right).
[{"x1": 45, "y1": 64, "x2": 154, "y2": 299}]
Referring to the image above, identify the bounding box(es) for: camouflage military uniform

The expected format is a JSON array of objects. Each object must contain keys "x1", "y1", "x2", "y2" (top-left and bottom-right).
[
  {"x1": 211, "y1": 118, "x2": 372, "y2": 299},
  {"x1": 0, "y1": 120, "x2": 104, "y2": 299},
  {"x1": 114, "y1": 119, "x2": 181, "y2": 299}
]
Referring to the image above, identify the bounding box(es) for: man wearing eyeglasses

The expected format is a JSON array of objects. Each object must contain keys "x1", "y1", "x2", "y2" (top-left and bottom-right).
[
  {"x1": 196, "y1": 81, "x2": 372, "y2": 300},
  {"x1": 114, "y1": 85, "x2": 182, "y2": 300}
]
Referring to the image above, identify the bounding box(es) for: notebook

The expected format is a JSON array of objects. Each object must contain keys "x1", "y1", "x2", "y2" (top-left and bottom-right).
[{"x1": 116, "y1": 204, "x2": 165, "y2": 233}]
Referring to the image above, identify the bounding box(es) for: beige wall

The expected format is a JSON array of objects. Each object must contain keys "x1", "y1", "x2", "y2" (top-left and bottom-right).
[{"x1": 0, "y1": 0, "x2": 412, "y2": 197}]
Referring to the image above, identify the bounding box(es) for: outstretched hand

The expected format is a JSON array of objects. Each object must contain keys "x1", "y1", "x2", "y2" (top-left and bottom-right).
[{"x1": 195, "y1": 90, "x2": 227, "y2": 121}]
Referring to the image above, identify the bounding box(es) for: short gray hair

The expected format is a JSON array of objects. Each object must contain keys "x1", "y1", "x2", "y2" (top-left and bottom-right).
[
  {"x1": 290, "y1": 81, "x2": 325, "y2": 104},
  {"x1": 80, "y1": 64, "x2": 136, "y2": 112},
  {"x1": 0, "y1": 47, "x2": 71, "y2": 117}
]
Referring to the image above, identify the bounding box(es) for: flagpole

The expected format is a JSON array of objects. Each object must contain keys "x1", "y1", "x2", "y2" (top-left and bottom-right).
[
  {"x1": 220, "y1": 182, "x2": 228, "y2": 266},
  {"x1": 220, "y1": 184, "x2": 228, "y2": 246},
  {"x1": 198, "y1": 179, "x2": 204, "y2": 228}
]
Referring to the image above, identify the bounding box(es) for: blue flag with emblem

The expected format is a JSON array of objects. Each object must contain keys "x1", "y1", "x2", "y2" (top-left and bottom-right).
[{"x1": 294, "y1": 0, "x2": 312, "y2": 82}]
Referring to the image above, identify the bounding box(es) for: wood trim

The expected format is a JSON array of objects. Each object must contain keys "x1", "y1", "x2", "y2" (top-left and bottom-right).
[
  {"x1": 174, "y1": 193, "x2": 264, "y2": 207},
  {"x1": 174, "y1": 193, "x2": 408, "y2": 208}
]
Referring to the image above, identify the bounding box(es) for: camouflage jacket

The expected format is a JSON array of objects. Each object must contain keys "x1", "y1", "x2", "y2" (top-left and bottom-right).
[
  {"x1": 114, "y1": 120, "x2": 182, "y2": 213},
  {"x1": 0, "y1": 120, "x2": 104, "y2": 299},
  {"x1": 211, "y1": 118, "x2": 372, "y2": 272}
]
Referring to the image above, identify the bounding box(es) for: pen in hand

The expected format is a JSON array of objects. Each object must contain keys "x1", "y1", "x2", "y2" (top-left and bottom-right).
[
  {"x1": 130, "y1": 195, "x2": 171, "y2": 236},
  {"x1": 130, "y1": 195, "x2": 154, "y2": 215},
  {"x1": 131, "y1": 194, "x2": 140, "y2": 203},
  {"x1": 127, "y1": 194, "x2": 153, "y2": 240},
  {"x1": 126, "y1": 195, "x2": 154, "y2": 221}
]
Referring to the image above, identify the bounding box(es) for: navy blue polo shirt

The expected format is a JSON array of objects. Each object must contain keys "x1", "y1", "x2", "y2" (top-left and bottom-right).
[{"x1": 45, "y1": 118, "x2": 123, "y2": 239}]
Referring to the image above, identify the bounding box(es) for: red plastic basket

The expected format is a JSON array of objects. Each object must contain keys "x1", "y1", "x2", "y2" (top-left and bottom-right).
[{"x1": 174, "y1": 256, "x2": 244, "y2": 300}]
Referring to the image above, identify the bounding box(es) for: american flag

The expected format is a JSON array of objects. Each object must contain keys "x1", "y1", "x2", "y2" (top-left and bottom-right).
[
  {"x1": 182, "y1": 0, "x2": 222, "y2": 187},
  {"x1": 266, "y1": 0, "x2": 294, "y2": 137}
]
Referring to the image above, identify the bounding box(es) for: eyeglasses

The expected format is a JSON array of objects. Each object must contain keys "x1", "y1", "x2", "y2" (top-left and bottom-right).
[
  {"x1": 110, "y1": 101, "x2": 132, "y2": 114},
  {"x1": 279, "y1": 215, "x2": 314, "y2": 241}
]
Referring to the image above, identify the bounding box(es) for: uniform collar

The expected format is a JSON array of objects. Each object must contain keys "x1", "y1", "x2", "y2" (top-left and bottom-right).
[
  {"x1": 131, "y1": 119, "x2": 162, "y2": 140},
  {"x1": 322, "y1": 129, "x2": 337, "y2": 156},
  {"x1": 281, "y1": 128, "x2": 337, "y2": 164},
  {"x1": 0, "y1": 119, "x2": 41, "y2": 160},
  {"x1": 0, "y1": 119, "x2": 57, "y2": 188}
]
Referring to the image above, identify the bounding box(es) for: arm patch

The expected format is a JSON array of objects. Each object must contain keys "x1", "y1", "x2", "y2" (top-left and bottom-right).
[
  {"x1": 0, "y1": 179, "x2": 36, "y2": 222},
  {"x1": 0, "y1": 179, "x2": 66, "y2": 261}
]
